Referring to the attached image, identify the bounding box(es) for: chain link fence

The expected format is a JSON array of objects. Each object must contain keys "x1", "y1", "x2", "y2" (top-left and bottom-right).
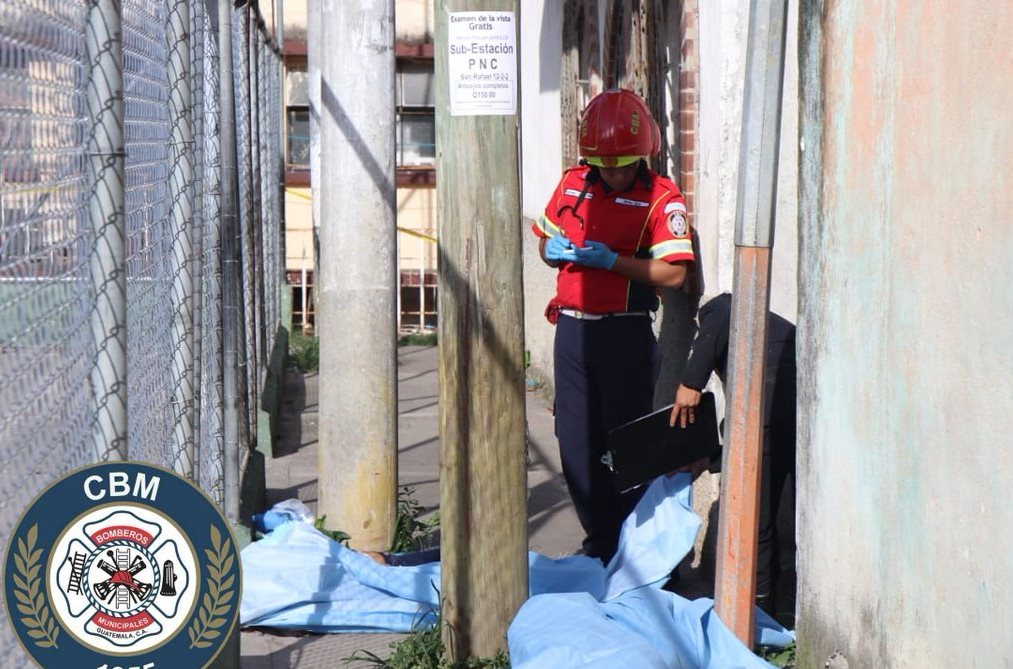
[{"x1": 0, "y1": 1, "x2": 283, "y2": 665}]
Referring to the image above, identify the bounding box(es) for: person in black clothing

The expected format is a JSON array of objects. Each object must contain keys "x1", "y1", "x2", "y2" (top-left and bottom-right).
[{"x1": 668, "y1": 292, "x2": 796, "y2": 616}]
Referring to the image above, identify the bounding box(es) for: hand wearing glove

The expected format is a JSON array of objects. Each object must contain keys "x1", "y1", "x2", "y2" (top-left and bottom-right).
[
  {"x1": 572, "y1": 240, "x2": 618, "y2": 270},
  {"x1": 544, "y1": 234, "x2": 575, "y2": 262}
]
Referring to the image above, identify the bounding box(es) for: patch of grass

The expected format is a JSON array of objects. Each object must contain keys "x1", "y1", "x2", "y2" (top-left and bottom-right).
[
  {"x1": 391, "y1": 486, "x2": 439, "y2": 553},
  {"x1": 288, "y1": 331, "x2": 319, "y2": 372},
  {"x1": 290, "y1": 329, "x2": 437, "y2": 368},
  {"x1": 347, "y1": 620, "x2": 443, "y2": 669},
  {"x1": 759, "y1": 642, "x2": 796, "y2": 668},
  {"x1": 345, "y1": 615, "x2": 509, "y2": 669},
  {"x1": 307, "y1": 488, "x2": 436, "y2": 553},
  {"x1": 313, "y1": 515, "x2": 351, "y2": 545},
  {"x1": 398, "y1": 331, "x2": 437, "y2": 347}
]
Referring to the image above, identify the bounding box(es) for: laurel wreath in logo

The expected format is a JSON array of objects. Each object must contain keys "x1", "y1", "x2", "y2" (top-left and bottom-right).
[
  {"x1": 11, "y1": 524, "x2": 60, "y2": 649},
  {"x1": 188, "y1": 524, "x2": 235, "y2": 649}
]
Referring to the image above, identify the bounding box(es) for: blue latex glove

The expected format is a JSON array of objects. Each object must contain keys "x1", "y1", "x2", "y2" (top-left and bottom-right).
[
  {"x1": 572, "y1": 241, "x2": 618, "y2": 270},
  {"x1": 544, "y1": 234, "x2": 575, "y2": 262}
]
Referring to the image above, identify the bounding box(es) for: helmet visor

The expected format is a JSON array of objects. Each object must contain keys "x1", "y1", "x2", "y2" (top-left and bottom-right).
[{"x1": 584, "y1": 155, "x2": 643, "y2": 168}]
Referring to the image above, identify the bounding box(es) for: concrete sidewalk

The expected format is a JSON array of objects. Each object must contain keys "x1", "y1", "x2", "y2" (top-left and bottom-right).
[{"x1": 240, "y1": 345, "x2": 585, "y2": 668}]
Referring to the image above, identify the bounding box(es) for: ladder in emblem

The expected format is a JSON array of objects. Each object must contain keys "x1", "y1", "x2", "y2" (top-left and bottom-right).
[
  {"x1": 114, "y1": 548, "x2": 131, "y2": 609},
  {"x1": 67, "y1": 552, "x2": 87, "y2": 594}
]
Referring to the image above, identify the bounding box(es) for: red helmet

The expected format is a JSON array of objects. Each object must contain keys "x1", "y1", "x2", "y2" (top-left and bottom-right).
[{"x1": 578, "y1": 89, "x2": 661, "y2": 167}]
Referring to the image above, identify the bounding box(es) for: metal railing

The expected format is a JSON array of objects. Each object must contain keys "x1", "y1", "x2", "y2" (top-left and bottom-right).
[{"x1": 0, "y1": 1, "x2": 283, "y2": 665}]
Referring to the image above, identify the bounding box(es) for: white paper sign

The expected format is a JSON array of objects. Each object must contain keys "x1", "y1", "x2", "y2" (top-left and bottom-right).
[{"x1": 447, "y1": 11, "x2": 517, "y2": 116}]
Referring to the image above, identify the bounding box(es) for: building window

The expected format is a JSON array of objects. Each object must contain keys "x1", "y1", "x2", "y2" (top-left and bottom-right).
[
  {"x1": 0, "y1": 207, "x2": 46, "y2": 264},
  {"x1": 284, "y1": 59, "x2": 435, "y2": 171},
  {"x1": 286, "y1": 270, "x2": 315, "y2": 334},
  {"x1": 285, "y1": 63, "x2": 309, "y2": 170},
  {"x1": 396, "y1": 111, "x2": 434, "y2": 166},
  {"x1": 287, "y1": 108, "x2": 310, "y2": 167},
  {"x1": 399, "y1": 270, "x2": 438, "y2": 332},
  {"x1": 396, "y1": 60, "x2": 435, "y2": 167},
  {"x1": 292, "y1": 284, "x2": 315, "y2": 333}
]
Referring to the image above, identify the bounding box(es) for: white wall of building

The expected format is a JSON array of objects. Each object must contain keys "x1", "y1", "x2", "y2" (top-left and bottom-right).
[
  {"x1": 519, "y1": 0, "x2": 565, "y2": 385},
  {"x1": 696, "y1": 0, "x2": 799, "y2": 322}
]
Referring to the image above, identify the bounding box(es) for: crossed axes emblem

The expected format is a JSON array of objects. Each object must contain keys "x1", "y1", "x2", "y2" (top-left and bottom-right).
[{"x1": 91, "y1": 551, "x2": 152, "y2": 604}]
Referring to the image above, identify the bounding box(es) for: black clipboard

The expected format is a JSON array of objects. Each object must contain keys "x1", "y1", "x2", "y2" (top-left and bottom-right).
[{"x1": 603, "y1": 392, "x2": 720, "y2": 492}]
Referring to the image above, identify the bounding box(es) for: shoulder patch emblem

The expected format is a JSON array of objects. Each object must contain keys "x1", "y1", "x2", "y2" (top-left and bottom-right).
[{"x1": 668, "y1": 212, "x2": 689, "y2": 237}]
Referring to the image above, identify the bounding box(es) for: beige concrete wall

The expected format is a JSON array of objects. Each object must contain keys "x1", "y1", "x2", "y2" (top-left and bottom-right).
[
  {"x1": 798, "y1": 2, "x2": 1013, "y2": 667},
  {"x1": 397, "y1": 0, "x2": 434, "y2": 43},
  {"x1": 396, "y1": 187, "x2": 437, "y2": 272},
  {"x1": 282, "y1": 1, "x2": 438, "y2": 280},
  {"x1": 285, "y1": 186, "x2": 438, "y2": 277},
  {"x1": 696, "y1": 0, "x2": 798, "y2": 320},
  {"x1": 283, "y1": 0, "x2": 307, "y2": 42},
  {"x1": 285, "y1": 187, "x2": 314, "y2": 272}
]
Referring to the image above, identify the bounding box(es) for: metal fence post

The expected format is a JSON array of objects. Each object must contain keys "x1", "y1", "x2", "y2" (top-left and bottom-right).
[
  {"x1": 86, "y1": 0, "x2": 128, "y2": 461},
  {"x1": 234, "y1": 5, "x2": 255, "y2": 456},
  {"x1": 715, "y1": 0, "x2": 790, "y2": 647},
  {"x1": 247, "y1": 9, "x2": 264, "y2": 387},
  {"x1": 198, "y1": 0, "x2": 226, "y2": 504},
  {"x1": 190, "y1": 0, "x2": 208, "y2": 485},
  {"x1": 217, "y1": 0, "x2": 242, "y2": 523},
  {"x1": 168, "y1": 0, "x2": 196, "y2": 477}
]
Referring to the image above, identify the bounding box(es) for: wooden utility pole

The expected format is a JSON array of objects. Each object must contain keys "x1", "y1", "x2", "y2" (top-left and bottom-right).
[
  {"x1": 435, "y1": 0, "x2": 527, "y2": 660},
  {"x1": 315, "y1": 0, "x2": 398, "y2": 551},
  {"x1": 715, "y1": 0, "x2": 789, "y2": 647}
]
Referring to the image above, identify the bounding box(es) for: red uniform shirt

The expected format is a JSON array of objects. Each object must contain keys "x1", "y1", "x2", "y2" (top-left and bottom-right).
[{"x1": 532, "y1": 165, "x2": 695, "y2": 314}]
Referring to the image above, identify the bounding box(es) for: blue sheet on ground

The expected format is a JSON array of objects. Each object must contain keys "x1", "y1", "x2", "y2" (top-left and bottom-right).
[{"x1": 241, "y1": 474, "x2": 793, "y2": 666}]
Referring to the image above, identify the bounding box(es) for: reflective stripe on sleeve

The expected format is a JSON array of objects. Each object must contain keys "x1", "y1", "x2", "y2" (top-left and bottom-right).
[
  {"x1": 650, "y1": 238, "x2": 694, "y2": 259},
  {"x1": 534, "y1": 214, "x2": 563, "y2": 238}
]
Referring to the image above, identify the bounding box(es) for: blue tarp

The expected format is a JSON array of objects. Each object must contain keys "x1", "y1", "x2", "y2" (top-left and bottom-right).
[{"x1": 240, "y1": 474, "x2": 793, "y2": 667}]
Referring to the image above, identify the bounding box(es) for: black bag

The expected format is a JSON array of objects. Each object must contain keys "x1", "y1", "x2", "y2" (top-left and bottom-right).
[{"x1": 603, "y1": 392, "x2": 721, "y2": 492}]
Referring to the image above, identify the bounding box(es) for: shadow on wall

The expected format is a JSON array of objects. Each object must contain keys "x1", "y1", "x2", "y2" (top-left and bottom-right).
[
  {"x1": 538, "y1": 3, "x2": 562, "y2": 93},
  {"x1": 654, "y1": 286, "x2": 700, "y2": 411}
]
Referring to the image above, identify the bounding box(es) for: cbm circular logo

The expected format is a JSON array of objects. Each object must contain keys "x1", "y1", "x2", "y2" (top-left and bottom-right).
[{"x1": 4, "y1": 463, "x2": 241, "y2": 668}]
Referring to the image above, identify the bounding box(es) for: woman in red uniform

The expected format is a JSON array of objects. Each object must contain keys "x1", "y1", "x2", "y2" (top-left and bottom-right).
[{"x1": 532, "y1": 89, "x2": 696, "y2": 563}]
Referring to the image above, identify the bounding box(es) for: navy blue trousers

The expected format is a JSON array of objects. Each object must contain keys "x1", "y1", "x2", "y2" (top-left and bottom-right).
[
  {"x1": 756, "y1": 418, "x2": 795, "y2": 599},
  {"x1": 553, "y1": 314, "x2": 659, "y2": 563}
]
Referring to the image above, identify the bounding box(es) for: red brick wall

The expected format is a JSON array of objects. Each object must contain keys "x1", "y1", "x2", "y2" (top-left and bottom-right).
[{"x1": 676, "y1": 0, "x2": 699, "y2": 226}]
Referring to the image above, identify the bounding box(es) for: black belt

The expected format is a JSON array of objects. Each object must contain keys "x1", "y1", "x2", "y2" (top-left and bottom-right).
[{"x1": 558, "y1": 308, "x2": 651, "y2": 321}]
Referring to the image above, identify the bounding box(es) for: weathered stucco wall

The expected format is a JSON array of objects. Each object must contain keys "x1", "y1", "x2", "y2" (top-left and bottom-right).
[
  {"x1": 798, "y1": 2, "x2": 1013, "y2": 666},
  {"x1": 519, "y1": 0, "x2": 564, "y2": 388}
]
